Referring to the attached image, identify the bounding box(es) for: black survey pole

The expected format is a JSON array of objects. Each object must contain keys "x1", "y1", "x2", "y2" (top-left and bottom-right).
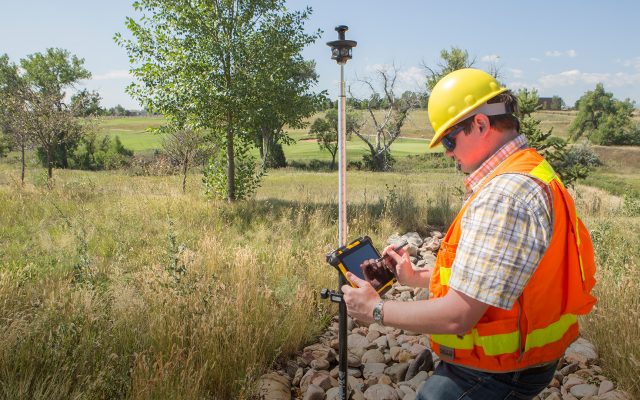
[{"x1": 327, "y1": 25, "x2": 357, "y2": 400}]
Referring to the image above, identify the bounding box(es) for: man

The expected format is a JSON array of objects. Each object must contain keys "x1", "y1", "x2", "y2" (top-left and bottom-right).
[{"x1": 341, "y1": 68, "x2": 596, "y2": 400}]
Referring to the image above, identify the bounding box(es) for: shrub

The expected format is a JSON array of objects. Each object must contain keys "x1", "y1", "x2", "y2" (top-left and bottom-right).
[{"x1": 71, "y1": 133, "x2": 133, "y2": 170}]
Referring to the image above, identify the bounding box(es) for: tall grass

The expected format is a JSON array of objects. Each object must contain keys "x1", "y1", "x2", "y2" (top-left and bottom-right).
[
  {"x1": 574, "y1": 186, "x2": 640, "y2": 398},
  {"x1": 0, "y1": 167, "x2": 455, "y2": 399}
]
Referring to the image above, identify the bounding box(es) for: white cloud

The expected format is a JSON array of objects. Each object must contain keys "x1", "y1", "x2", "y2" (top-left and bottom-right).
[
  {"x1": 544, "y1": 50, "x2": 577, "y2": 58},
  {"x1": 538, "y1": 69, "x2": 640, "y2": 88},
  {"x1": 91, "y1": 70, "x2": 132, "y2": 81},
  {"x1": 507, "y1": 68, "x2": 524, "y2": 78},
  {"x1": 481, "y1": 54, "x2": 500, "y2": 63},
  {"x1": 622, "y1": 57, "x2": 640, "y2": 70},
  {"x1": 360, "y1": 64, "x2": 426, "y2": 92},
  {"x1": 530, "y1": 57, "x2": 542, "y2": 62}
]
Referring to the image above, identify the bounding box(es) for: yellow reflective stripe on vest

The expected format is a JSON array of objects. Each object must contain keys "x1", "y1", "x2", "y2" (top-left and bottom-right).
[
  {"x1": 524, "y1": 314, "x2": 577, "y2": 351},
  {"x1": 529, "y1": 160, "x2": 557, "y2": 184},
  {"x1": 439, "y1": 267, "x2": 452, "y2": 286},
  {"x1": 432, "y1": 314, "x2": 578, "y2": 356}
]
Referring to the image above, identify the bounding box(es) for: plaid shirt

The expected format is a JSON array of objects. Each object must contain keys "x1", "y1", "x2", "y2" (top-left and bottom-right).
[{"x1": 448, "y1": 135, "x2": 553, "y2": 310}]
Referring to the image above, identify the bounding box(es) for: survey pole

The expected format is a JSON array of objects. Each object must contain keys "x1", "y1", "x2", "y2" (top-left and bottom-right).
[{"x1": 327, "y1": 25, "x2": 357, "y2": 400}]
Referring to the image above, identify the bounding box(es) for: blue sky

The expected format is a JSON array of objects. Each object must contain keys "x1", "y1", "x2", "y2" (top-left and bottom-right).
[{"x1": 2, "y1": 0, "x2": 639, "y2": 109}]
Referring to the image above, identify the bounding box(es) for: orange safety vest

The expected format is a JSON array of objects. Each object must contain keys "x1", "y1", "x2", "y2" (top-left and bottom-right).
[{"x1": 429, "y1": 148, "x2": 596, "y2": 372}]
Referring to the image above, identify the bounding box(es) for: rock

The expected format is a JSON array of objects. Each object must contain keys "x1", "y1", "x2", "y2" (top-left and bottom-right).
[
  {"x1": 544, "y1": 393, "x2": 562, "y2": 400},
  {"x1": 598, "y1": 391, "x2": 632, "y2": 400},
  {"x1": 348, "y1": 377, "x2": 365, "y2": 393},
  {"x1": 347, "y1": 352, "x2": 362, "y2": 368},
  {"x1": 405, "y1": 350, "x2": 434, "y2": 381},
  {"x1": 303, "y1": 343, "x2": 336, "y2": 364},
  {"x1": 310, "y1": 359, "x2": 330, "y2": 371},
  {"x1": 565, "y1": 339, "x2": 598, "y2": 363},
  {"x1": 366, "y1": 330, "x2": 381, "y2": 342},
  {"x1": 351, "y1": 346, "x2": 366, "y2": 359},
  {"x1": 303, "y1": 384, "x2": 325, "y2": 400},
  {"x1": 378, "y1": 374, "x2": 393, "y2": 385},
  {"x1": 560, "y1": 362, "x2": 580, "y2": 376},
  {"x1": 368, "y1": 323, "x2": 386, "y2": 335},
  {"x1": 292, "y1": 367, "x2": 303, "y2": 386},
  {"x1": 256, "y1": 372, "x2": 291, "y2": 400},
  {"x1": 402, "y1": 232, "x2": 424, "y2": 248},
  {"x1": 414, "y1": 288, "x2": 430, "y2": 301},
  {"x1": 348, "y1": 334, "x2": 370, "y2": 349},
  {"x1": 407, "y1": 370, "x2": 429, "y2": 390},
  {"x1": 563, "y1": 374, "x2": 585, "y2": 389},
  {"x1": 364, "y1": 383, "x2": 400, "y2": 400},
  {"x1": 362, "y1": 349, "x2": 385, "y2": 364},
  {"x1": 400, "y1": 291, "x2": 413, "y2": 301},
  {"x1": 385, "y1": 362, "x2": 410, "y2": 383},
  {"x1": 300, "y1": 370, "x2": 333, "y2": 393},
  {"x1": 362, "y1": 363, "x2": 387, "y2": 380},
  {"x1": 598, "y1": 380, "x2": 614, "y2": 395},
  {"x1": 348, "y1": 368, "x2": 362, "y2": 378},
  {"x1": 387, "y1": 335, "x2": 399, "y2": 348},
  {"x1": 374, "y1": 335, "x2": 389, "y2": 349},
  {"x1": 409, "y1": 344, "x2": 427, "y2": 357},
  {"x1": 569, "y1": 384, "x2": 597, "y2": 398},
  {"x1": 325, "y1": 387, "x2": 341, "y2": 400}
]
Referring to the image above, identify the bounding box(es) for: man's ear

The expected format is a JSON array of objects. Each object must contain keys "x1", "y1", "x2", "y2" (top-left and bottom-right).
[{"x1": 475, "y1": 114, "x2": 490, "y2": 136}]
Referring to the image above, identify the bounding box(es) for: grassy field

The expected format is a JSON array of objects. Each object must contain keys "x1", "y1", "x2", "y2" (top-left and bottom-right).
[
  {"x1": 96, "y1": 110, "x2": 577, "y2": 160},
  {"x1": 1, "y1": 112, "x2": 639, "y2": 398}
]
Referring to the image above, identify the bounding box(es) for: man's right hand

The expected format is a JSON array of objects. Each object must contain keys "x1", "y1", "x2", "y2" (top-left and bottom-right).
[{"x1": 382, "y1": 245, "x2": 414, "y2": 286}]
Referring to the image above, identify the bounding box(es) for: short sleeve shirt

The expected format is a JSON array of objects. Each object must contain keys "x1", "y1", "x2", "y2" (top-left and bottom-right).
[{"x1": 447, "y1": 136, "x2": 553, "y2": 310}]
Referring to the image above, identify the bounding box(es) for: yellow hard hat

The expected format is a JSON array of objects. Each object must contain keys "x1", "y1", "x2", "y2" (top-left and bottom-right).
[{"x1": 428, "y1": 68, "x2": 507, "y2": 149}]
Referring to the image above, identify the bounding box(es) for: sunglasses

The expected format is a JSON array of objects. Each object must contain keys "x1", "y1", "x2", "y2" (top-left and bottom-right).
[{"x1": 441, "y1": 125, "x2": 465, "y2": 152}]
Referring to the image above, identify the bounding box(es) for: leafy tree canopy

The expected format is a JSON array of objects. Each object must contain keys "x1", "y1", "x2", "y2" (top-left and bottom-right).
[{"x1": 569, "y1": 83, "x2": 638, "y2": 145}]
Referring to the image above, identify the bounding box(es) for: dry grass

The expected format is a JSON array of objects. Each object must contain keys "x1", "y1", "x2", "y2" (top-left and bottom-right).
[
  {"x1": 0, "y1": 165, "x2": 460, "y2": 399},
  {"x1": 574, "y1": 185, "x2": 640, "y2": 398},
  {"x1": 0, "y1": 160, "x2": 638, "y2": 398}
]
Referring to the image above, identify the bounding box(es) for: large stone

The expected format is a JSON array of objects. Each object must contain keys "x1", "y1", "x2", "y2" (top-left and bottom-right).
[
  {"x1": 256, "y1": 372, "x2": 291, "y2": 400},
  {"x1": 310, "y1": 359, "x2": 330, "y2": 371},
  {"x1": 303, "y1": 384, "x2": 325, "y2": 400},
  {"x1": 598, "y1": 391, "x2": 632, "y2": 400},
  {"x1": 302, "y1": 343, "x2": 336, "y2": 362},
  {"x1": 374, "y1": 335, "x2": 389, "y2": 349},
  {"x1": 402, "y1": 232, "x2": 424, "y2": 248},
  {"x1": 407, "y1": 370, "x2": 430, "y2": 390},
  {"x1": 300, "y1": 370, "x2": 333, "y2": 393},
  {"x1": 363, "y1": 383, "x2": 400, "y2": 400},
  {"x1": 361, "y1": 349, "x2": 385, "y2": 364},
  {"x1": 598, "y1": 380, "x2": 614, "y2": 395},
  {"x1": 560, "y1": 362, "x2": 580, "y2": 376},
  {"x1": 348, "y1": 351, "x2": 363, "y2": 367},
  {"x1": 563, "y1": 374, "x2": 585, "y2": 389},
  {"x1": 348, "y1": 334, "x2": 370, "y2": 349},
  {"x1": 362, "y1": 363, "x2": 387, "y2": 380},
  {"x1": 384, "y1": 362, "x2": 410, "y2": 383},
  {"x1": 366, "y1": 330, "x2": 381, "y2": 342},
  {"x1": 569, "y1": 384, "x2": 598, "y2": 398},
  {"x1": 405, "y1": 349, "x2": 434, "y2": 381},
  {"x1": 565, "y1": 339, "x2": 598, "y2": 362}
]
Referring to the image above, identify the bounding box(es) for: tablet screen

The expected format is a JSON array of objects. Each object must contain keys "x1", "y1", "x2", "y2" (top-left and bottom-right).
[{"x1": 340, "y1": 241, "x2": 395, "y2": 291}]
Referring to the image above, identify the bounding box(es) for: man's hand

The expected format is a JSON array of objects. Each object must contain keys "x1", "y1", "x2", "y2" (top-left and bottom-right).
[
  {"x1": 341, "y1": 272, "x2": 381, "y2": 324},
  {"x1": 383, "y1": 245, "x2": 415, "y2": 286}
]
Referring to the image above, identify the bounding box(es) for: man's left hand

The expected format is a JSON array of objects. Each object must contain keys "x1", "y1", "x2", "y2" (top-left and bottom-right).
[{"x1": 341, "y1": 272, "x2": 381, "y2": 324}]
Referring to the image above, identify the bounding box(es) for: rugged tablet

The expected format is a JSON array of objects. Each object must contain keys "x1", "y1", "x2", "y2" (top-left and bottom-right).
[{"x1": 326, "y1": 236, "x2": 399, "y2": 295}]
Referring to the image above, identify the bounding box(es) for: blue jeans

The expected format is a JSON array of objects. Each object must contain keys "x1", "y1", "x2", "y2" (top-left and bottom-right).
[{"x1": 416, "y1": 360, "x2": 558, "y2": 400}]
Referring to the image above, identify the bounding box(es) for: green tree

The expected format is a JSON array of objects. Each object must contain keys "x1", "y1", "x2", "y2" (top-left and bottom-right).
[
  {"x1": 308, "y1": 108, "x2": 361, "y2": 169},
  {"x1": 569, "y1": 83, "x2": 637, "y2": 145},
  {"x1": 517, "y1": 88, "x2": 592, "y2": 187},
  {"x1": 117, "y1": 0, "x2": 319, "y2": 202},
  {"x1": 20, "y1": 48, "x2": 92, "y2": 177},
  {"x1": 71, "y1": 89, "x2": 104, "y2": 117},
  {"x1": 550, "y1": 95, "x2": 565, "y2": 111},
  {"x1": 425, "y1": 47, "x2": 475, "y2": 92}
]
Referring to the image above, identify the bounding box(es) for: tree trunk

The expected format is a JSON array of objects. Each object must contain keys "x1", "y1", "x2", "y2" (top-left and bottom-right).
[
  {"x1": 20, "y1": 143, "x2": 25, "y2": 185},
  {"x1": 182, "y1": 158, "x2": 188, "y2": 194},
  {"x1": 226, "y1": 112, "x2": 235, "y2": 202},
  {"x1": 47, "y1": 144, "x2": 53, "y2": 179}
]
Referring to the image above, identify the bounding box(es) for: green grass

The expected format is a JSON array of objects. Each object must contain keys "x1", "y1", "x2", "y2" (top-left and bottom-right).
[{"x1": 97, "y1": 116, "x2": 166, "y2": 153}]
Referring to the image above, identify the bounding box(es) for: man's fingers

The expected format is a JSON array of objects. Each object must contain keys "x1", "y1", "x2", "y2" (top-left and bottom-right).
[
  {"x1": 346, "y1": 272, "x2": 369, "y2": 288},
  {"x1": 383, "y1": 246, "x2": 404, "y2": 264}
]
